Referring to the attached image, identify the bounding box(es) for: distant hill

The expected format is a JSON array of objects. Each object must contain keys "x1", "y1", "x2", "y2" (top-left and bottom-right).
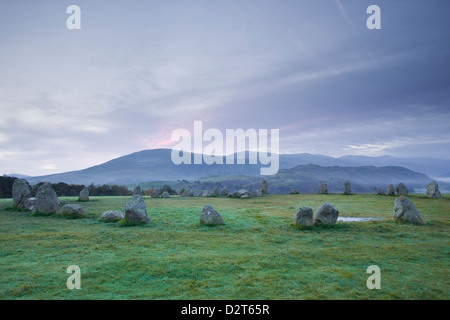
[
  {"x1": 140, "y1": 164, "x2": 439, "y2": 195},
  {"x1": 23, "y1": 148, "x2": 449, "y2": 187}
]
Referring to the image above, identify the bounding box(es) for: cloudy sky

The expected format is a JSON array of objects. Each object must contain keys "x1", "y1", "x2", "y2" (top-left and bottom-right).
[{"x1": 1, "y1": 0, "x2": 449, "y2": 176}]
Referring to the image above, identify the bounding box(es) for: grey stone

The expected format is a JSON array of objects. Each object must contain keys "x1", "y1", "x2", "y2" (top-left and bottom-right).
[
  {"x1": 125, "y1": 195, "x2": 150, "y2": 223},
  {"x1": 24, "y1": 197, "x2": 37, "y2": 211},
  {"x1": 101, "y1": 210, "x2": 124, "y2": 222},
  {"x1": 394, "y1": 196, "x2": 425, "y2": 224},
  {"x1": 151, "y1": 188, "x2": 161, "y2": 198},
  {"x1": 396, "y1": 183, "x2": 408, "y2": 196},
  {"x1": 387, "y1": 184, "x2": 395, "y2": 196},
  {"x1": 344, "y1": 181, "x2": 352, "y2": 195},
  {"x1": 57, "y1": 204, "x2": 86, "y2": 218},
  {"x1": 318, "y1": 182, "x2": 328, "y2": 194},
  {"x1": 377, "y1": 189, "x2": 386, "y2": 195},
  {"x1": 200, "y1": 205, "x2": 224, "y2": 226},
  {"x1": 36, "y1": 183, "x2": 59, "y2": 214},
  {"x1": 201, "y1": 190, "x2": 210, "y2": 197},
  {"x1": 261, "y1": 179, "x2": 268, "y2": 194},
  {"x1": 79, "y1": 187, "x2": 89, "y2": 201},
  {"x1": 220, "y1": 187, "x2": 228, "y2": 196},
  {"x1": 182, "y1": 189, "x2": 194, "y2": 197},
  {"x1": 426, "y1": 181, "x2": 442, "y2": 199},
  {"x1": 290, "y1": 189, "x2": 300, "y2": 194},
  {"x1": 133, "y1": 186, "x2": 142, "y2": 196},
  {"x1": 161, "y1": 191, "x2": 170, "y2": 198},
  {"x1": 12, "y1": 179, "x2": 31, "y2": 208},
  {"x1": 238, "y1": 189, "x2": 250, "y2": 197},
  {"x1": 251, "y1": 189, "x2": 263, "y2": 197},
  {"x1": 313, "y1": 202, "x2": 339, "y2": 225},
  {"x1": 294, "y1": 207, "x2": 313, "y2": 226}
]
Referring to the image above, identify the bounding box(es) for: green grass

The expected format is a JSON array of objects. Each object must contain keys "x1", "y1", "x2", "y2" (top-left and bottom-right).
[{"x1": 0, "y1": 194, "x2": 449, "y2": 300}]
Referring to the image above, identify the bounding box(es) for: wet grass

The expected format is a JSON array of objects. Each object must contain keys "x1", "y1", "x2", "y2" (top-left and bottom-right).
[{"x1": 0, "y1": 193, "x2": 449, "y2": 300}]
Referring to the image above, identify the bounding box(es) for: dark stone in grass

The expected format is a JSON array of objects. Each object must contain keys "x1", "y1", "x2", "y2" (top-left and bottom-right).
[
  {"x1": 313, "y1": 202, "x2": 339, "y2": 225},
  {"x1": 220, "y1": 187, "x2": 228, "y2": 196},
  {"x1": 161, "y1": 191, "x2": 170, "y2": 198},
  {"x1": 377, "y1": 188, "x2": 385, "y2": 195},
  {"x1": 387, "y1": 184, "x2": 395, "y2": 196},
  {"x1": 125, "y1": 195, "x2": 150, "y2": 224},
  {"x1": 151, "y1": 188, "x2": 161, "y2": 198},
  {"x1": 261, "y1": 179, "x2": 268, "y2": 194},
  {"x1": 133, "y1": 186, "x2": 142, "y2": 196},
  {"x1": 79, "y1": 187, "x2": 89, "y2": 201},
  {"x1": 294, "y1": 207, "x2": 313, "y2": 226},
  {"x1": 394, "y1": 196, "x2": 425, "y2": 224},
  {"x1": 57, "y1": 204, "x2": 86, "y2": 218},
  {"x1": 344, "y1": 181, "x2": 352, "y2": 195},
  {"x1": 290, "y1": 189, "x2": 300, "y2": 195},
  {"x1": 36, "y1": 182, "x2": 59, "y2": 214},
  {"x1": 101, "y1": 210, "x2": 124, "y2": 222},
  {"x1": 12, "y1": 179, "x2": 31, "y2": 208},
  {"x1": 200, "y1": 205, "x2": 224, "y2": 226},
  {"x1": 427, "y1": 181, "x2": 442, "y2": 199},
  {"x1": 318, "y1": 182, "x2": 328, "y2": 194},
  {"x1": 396, "y1": 183, "x2": 408, "y2": 196}
]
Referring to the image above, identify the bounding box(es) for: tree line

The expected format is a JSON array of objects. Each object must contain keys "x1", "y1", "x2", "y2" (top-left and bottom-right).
[{"x1": 0, "y1": 176, "x2": 132, "y2": 198}]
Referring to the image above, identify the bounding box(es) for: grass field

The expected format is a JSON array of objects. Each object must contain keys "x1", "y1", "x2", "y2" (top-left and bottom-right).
[{"x1": 0, "y1": 194, "x2": 449, "y2": 300}]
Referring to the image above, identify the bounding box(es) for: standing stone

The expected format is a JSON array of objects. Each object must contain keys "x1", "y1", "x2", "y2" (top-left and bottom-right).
[
  {"x1": 182, "y1": 189, "x2": 194, "y2": 197},
  {"x1": 36, "y1": 183, "x2": 59, "y2": 214},
  {"x1": 79, "y1": 187, "x2": 89, "y2": 201},
  {"x1": 151, "y1": 188, "x2": 161, "y2": 198},
  {"x1": 387, "y1": 184, "x2": 395, "y2": 196},
  {"x1": 251, "y1": 189, "x2": 263, "y2": 197},
  {"x1": 261, "y1": 179, "x2": 268, "y2": 194},
  {"x1": 290, "y1": 189, "x2": 300, "y2": 194},
  {"x1": 318, "y1": 182, "x2": 328, "y2": 194},
  {"x1": 238, "y1": 189, "x2": 250, "y2": 197},
  {"x1": 394, "y1": 196, "x2": 425, "y2": 224},
  {"x1": 220, "y1": 187, "x2": 228, "y2": 196},
  {"x1": 133, "y1": 186, "x2": 142, "y2": 196},
  {"x1": 125, "y1": 195, "x2": 150, "y2": 224},
  {"x1": 12, "y1": 179, "x2": 31, "y2": 208},
  {"x1": 101, "y1": 210, "x2": 124, "y2": 222},
  {"x1": 344, "y1": 181, "x2": 352, "y2": 195},
  {"x1": 426, "y1": 181, "x2": 442, "y2": 199},
  {"x1": 161, "y1": 191, "x2": 170, "y2": 198},
  {"x1": 294, "y1": 207, "x2": 313, "y2": 226},
  {"x1": 200, "y1": 205, "x2": 224, "y2": 226},
  {"x1": 313, "y1": 202, "x2": 339, "y2": 225},
  {"x1": 24, "y1": 197, "x2": 37, "y2": 211},
  {"x1": 57, "y1": 204, "x2": 86, "y2": 218},
  {"x1": 396, "y1": 183, "x2": 408, "y2": 196},
  {"x1": 377, "y1": 189, "x2": 386, "y2": 195}
]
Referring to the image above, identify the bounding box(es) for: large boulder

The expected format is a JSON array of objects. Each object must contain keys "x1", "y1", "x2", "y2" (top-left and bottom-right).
[
  {"x1": 36, "y1": 183, "x2": 59, "y2": 214},
  {"x1": 151, "y1": 188, "x2": 161, "y2": 198},
  {"x1": 387, "y1": 184, "x2": 395, "y2": 196},
  {"x1": 24, "y1": 197, "x2": 37, "y2": 211},
  {"x1": 78, "y1": 187, "x2": 89, "y2": 201},
  {"x1": 57, "y1": 204, "x2": 86, "y2": 218},
  {"x1": 100, "y1": 210, "x2": 124, "y2": 222},
  {"x1": 293, "y1": 207, "x2": 313, "y2": 226},
  {"x1": 251, "y1": 189, "x2": 263, "y2": 197},
  {"x1": 261, "y1": 179, "x2": 268, "y2": 194},
  {"x1": 200, "y1": 205, "x2": 224, "y2": 226},
  {"x1": 220, "y1": 187, "x2": 228, "y2": 196},
  {"x1": 238, "y1": 189, "x2": 250, "y2": 197},
  {"x1": 161, "y1": 191, "x2": 170, "y2": 198},
  {"x1": 182, "y1": 189, "x2": 194, "y2": 197},
  {"x1": 313, "y1": 202, "x2": 339, "y2": 225},
  {"x1": 394, "y1": 196, "x2": 425, "y2": 224},
  {"x1": 12, "y1": 179, "x2": 31, "y2": 208},
  {"x1": 396, "y1": 183, "x2": 408, "y2": 196},
  {"x1": 426, "y1": 181, "x2": 442, "y2": 199},
  {"x1": 344, "y1": 181, "x2": 352, "y2": 195},
  {"x1": 318, "y1": 182, "x2": 328, "y2": 194},
  {"x1": 125, "y1": 195, "x2": 150, "y2": 224},
  {"x1": 133, "y1": 186, "x2": 142, "y2": 196}
]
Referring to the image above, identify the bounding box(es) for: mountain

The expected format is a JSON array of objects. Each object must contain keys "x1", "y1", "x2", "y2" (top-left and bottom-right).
[
  {"x1": 24, "y1": 148, "x2": 449, "y2": 187},
  {"x1": 338, "y1": 155, "x2": 449, "y2": 178},
  {"x1": 133, "y1": 164, "x2": 444, "y2": 194}
]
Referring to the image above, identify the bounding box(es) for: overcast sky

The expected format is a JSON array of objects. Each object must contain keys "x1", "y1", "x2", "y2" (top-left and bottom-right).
[{"x1": 1, "y1": 0, "x2": 449, "y2": 176}]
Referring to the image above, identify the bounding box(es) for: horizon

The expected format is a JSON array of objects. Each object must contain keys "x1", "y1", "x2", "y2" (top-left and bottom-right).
[
  {"x1": 1, "y1": 1, "x2": 450, "y2": 176},
  {"x1": 4, "y1": 147, "x2": 450, "y2": 178}
]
